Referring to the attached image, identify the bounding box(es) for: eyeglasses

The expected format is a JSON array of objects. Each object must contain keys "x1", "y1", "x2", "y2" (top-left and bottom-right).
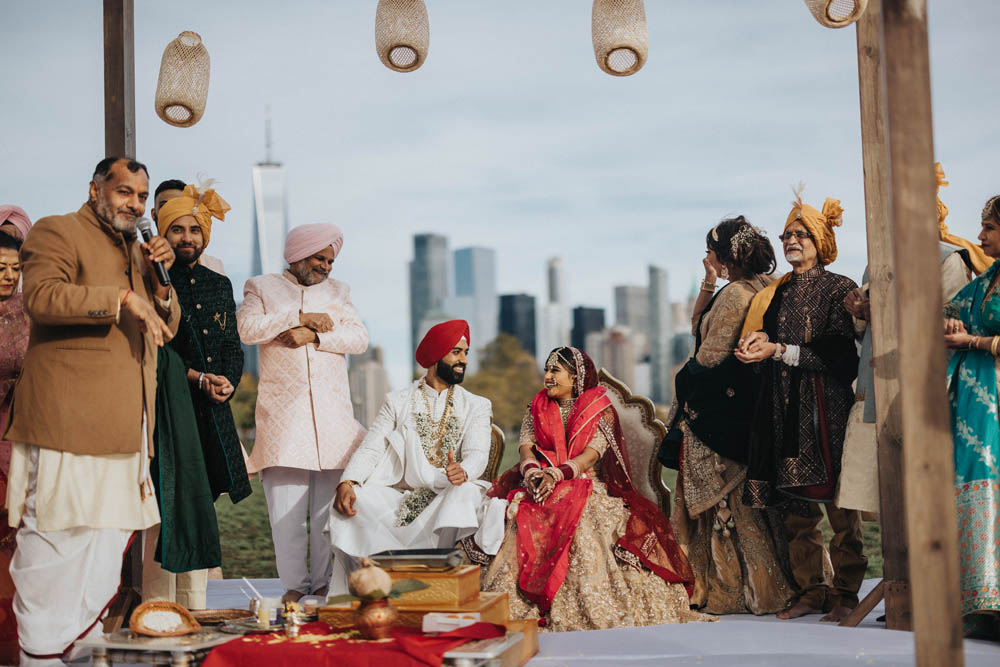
[{"x1": 778, "y1": 231, "x2": 811, "y2": 242}]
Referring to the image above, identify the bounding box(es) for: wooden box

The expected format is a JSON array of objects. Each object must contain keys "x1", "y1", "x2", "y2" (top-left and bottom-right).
[
  {"x1": 504, "y1": 618, "x2": 539, "y2": 666},
  {"x1": 319, "y1": 591, "x2": 509, "y2": 629},
  {"x1": 388, "y1": 564, "x2": 480, "y2": 606}
]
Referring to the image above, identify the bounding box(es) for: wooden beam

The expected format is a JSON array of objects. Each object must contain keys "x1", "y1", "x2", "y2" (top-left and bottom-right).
[
  {"x1": 103, "y1": 0, "x2": 135, "y2": 157},
  {"x1": 854, "y1": 0, "x2": 911, "y2": 632},
  {"x1": 880, "y1": 0, "x2": 963, "y2": 664},
  {"x1": 101, "y1": 0, "x2": 140, "y2": 632},
  {"x1": 840, "y1": 580, "x2": 885, "y2": 628}
]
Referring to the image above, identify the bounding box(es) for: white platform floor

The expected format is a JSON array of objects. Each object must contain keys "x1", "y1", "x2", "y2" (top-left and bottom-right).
[{"x1": 207, "y1": 578, "x2": 1000, "y2": 666}]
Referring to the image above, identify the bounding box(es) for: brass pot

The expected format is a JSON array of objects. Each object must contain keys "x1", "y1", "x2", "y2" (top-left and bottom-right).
[{"x1": 355, "y1": 599, "x2": 398, "y2": 640}]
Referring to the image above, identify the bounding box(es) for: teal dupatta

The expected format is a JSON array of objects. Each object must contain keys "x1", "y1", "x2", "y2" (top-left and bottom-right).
[{"x1": 946, "y1": 260, "x2": 1000, "y2": 618}]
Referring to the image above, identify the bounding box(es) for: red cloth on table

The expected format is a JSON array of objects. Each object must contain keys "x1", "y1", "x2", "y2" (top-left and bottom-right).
[{"x1": 202, "y1": 621, "x2": 505, "y2": 667}]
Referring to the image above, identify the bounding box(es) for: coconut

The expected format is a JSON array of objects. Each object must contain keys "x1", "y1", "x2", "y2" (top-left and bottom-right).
[{"x1": 348, "y1": 558, "x2": 394, "y2": 599}]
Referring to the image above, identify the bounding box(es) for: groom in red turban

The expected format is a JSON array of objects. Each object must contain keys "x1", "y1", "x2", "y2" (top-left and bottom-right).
[{"x1": 328, "y1": 319, "x2": 498, "y2": 594}]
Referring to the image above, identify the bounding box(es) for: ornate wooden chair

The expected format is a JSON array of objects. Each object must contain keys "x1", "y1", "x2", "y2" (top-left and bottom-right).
[
  {"x1": 481, "y1": 423, "x2": 506, "y2": 481},
  {"x1": 598, "y1": 368, "x2": 671, "y2": 515}
]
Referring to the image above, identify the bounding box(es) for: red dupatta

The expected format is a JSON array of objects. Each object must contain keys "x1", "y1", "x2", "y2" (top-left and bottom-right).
[{"x1": 489, "y1": 347, "x2": 695, "y2": 612}]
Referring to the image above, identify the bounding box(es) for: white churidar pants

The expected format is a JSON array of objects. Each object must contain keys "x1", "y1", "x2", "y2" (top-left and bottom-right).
[
  {"x1": 261, "y1": 466, "x2": 342, "y2": 594},
  {"x1": 11, "y1": 446, "x2": 132, "y2": 666},
  {"x1": 140, "y1": 525, "x2": 209, "y2": 609}
]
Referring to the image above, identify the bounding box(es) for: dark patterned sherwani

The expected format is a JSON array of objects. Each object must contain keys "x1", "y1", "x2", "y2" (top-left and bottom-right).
[
  {"x1": 743, "y1": 265, "x2": 867, "y2": 611},
  {"x1": 168, "y1": 262, "x2": 251, "y2": 503}
]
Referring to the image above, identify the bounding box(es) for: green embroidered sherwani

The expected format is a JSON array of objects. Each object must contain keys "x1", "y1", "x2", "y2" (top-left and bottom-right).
[{"x1": 168, "y1": 262, "x2": 251, "y2": 504}]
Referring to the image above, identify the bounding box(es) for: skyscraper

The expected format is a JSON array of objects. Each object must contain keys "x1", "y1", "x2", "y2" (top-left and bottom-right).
[
  {"x1": 648, "y1": 265, "x2": 672, "y2": 404},
  {"x1": 538, "y1": 257, "x2": 570, "y2": 368},
  {"x1": 251, "y1": 116, "x2": 289, "y2": 277},
  {"x1": 348, "y1": 346, "x2": 391, "y2": 428},
  {"x1": 614, "y1": 285, "x2": 649, "y2": 333},
  {"x1": 499, "y1": 294, "x2": 537, "y2": 358},
  {"x1": 571, "y1": 306, "x2": 605, "y2": 354},
  {"x1": 246, "y1": 116, "x2": 289, "y2": 375},
  {"x1": 409, "y1": 234, "x2": 450, "y2": 358},
  {"x1": 444, "y1": 247, "x2": 497, "y2": 374}
]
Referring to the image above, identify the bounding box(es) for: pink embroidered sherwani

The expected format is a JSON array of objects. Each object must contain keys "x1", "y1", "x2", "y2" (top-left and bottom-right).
[{"x1": 237, "y1": 270, "x2": 368, "y2": 594}]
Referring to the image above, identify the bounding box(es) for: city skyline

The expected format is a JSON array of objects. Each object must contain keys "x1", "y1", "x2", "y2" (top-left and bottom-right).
[{"x1": 4, "y1": 2, "x2": 998, "y2": 391}]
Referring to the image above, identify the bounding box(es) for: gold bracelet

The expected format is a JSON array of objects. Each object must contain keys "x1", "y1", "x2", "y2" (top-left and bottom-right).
[{"x1": 992, "y1": 336, "x2": 999, "y2": 357}]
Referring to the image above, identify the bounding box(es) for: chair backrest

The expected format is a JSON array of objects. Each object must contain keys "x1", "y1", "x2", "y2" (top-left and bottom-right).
[
  {"x1": 481, "y1": 422, "x2": 506, "y2": 481},
  {"x1": 598, "y1": 368, "x2": 671, "y2": 515}
]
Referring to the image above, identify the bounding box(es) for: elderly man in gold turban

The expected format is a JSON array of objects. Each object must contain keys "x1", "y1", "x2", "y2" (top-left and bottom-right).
[{"x1": 735, "y1": 192, "x2": 867, "y2": 623}]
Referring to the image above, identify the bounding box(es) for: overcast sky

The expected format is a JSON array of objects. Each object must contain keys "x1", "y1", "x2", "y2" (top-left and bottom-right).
[{"x1": 3, "y1": 1, "x2": 998, "y2": 388}]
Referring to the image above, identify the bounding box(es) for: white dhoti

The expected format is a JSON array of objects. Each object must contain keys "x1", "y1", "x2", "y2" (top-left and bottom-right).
[
  {"x1": 141, "y1": 525, "x2": 210, "y2": 609},
  {"x1": 261, "y1": 466, "x2": 342, "y2": 594},
  {"x1": 7, "y1": 441, "x2": 159, "y2": 665}
]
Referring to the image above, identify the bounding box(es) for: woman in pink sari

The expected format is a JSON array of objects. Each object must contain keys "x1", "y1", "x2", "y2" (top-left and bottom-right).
[
  {"x1": 0, "y1": 211, "x2": 31, "y2": 664},
  {"x1": 482, "y1": 347, "x2": 712, "y2": 631}
]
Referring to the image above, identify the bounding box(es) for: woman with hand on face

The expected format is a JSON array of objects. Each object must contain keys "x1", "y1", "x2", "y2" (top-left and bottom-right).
[
  {"x1": 663, "y1": 217, "x2": 795, "y2": 615},
  {"x1": 942, "y1": 194, "x2": 1000, "y2": 640},
  {"x1": 481, "y1": 347, "x2": 712, "y2": 631},
  {"x1": 0, "y1": 224, "x2": 30, "y2": 665}
]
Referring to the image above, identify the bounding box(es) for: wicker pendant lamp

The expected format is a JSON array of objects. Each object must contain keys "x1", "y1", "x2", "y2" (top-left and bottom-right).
[
  {"x1": 803, "y1": 0, "x2": 868, "y2": 28},
  {"x1": 375, "y1": 0, "x2": 430, "y2": 73},
  {"x1": 592, "y1": 0, "x2": 648, "y2": 77},
  {"x1": 154, "y1": 31, "x2": 210, "y2": 127}
]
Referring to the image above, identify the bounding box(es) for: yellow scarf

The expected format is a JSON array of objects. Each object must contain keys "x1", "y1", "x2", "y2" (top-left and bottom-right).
[{"x1": 935, "y1": 163, "x2": 991, "y2": 275}]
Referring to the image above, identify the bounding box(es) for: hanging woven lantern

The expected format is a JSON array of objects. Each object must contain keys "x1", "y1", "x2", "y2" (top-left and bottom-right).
[
  {"x1": 803, "y1": 0, "x2": 869, "y2": 29},
  {"x1": 375, "y1": 0, "x2": 430, "y2": 73},
  {"x1": 154, "y1": 31, "x2": 210, "y2": 127},
  {"x1": 592, "y1": 0, "x2": 648, "y2": 77}
]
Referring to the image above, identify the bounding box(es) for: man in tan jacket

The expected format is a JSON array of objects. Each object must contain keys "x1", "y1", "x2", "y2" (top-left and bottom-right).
[{"x1": 3, "y1": 157, "x2": 179, "y2": 665}]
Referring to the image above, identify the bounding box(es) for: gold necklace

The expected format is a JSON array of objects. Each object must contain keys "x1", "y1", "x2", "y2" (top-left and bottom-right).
[{"x1": 419, "y1": 380, "x2": 455, "y2": 450}]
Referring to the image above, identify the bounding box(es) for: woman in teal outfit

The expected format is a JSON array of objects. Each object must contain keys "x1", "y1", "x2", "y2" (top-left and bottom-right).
[{"x1": 943, "y1": 194, "x2": 1000, "y2": 640}]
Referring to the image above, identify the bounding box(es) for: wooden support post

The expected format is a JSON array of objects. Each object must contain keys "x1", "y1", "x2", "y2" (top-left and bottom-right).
[
  {"x1": 881, "y1": 0, "x2": 963, "y2": 663},
  {"x1": 851, "y1": 0, "x2": 911, "y2": 631},
  {"x1": 102, "y1": 0, "x2": 141, "y2": 633},
  {"x1": 103, "y1": 0, "x2": 135, "y2": 157}
]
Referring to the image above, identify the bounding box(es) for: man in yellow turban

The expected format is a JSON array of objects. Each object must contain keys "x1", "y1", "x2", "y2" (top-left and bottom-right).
[
  {"x1": 143, "y1": 183, "x2": 250, "y2": 609},
  {"x1": 154, "y1": 180, "x2": 228, "y2": 274},
  {"x1": 735, "y1": 191, "x2": 867, "y2": 623}
]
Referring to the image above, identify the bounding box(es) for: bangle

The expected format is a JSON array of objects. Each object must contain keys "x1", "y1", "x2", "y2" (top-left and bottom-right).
[
  {"x1": 558, "y1": 462, "x2": 579, "y2": 480},
  {"x1": 120, "y1": 289, "x2": 132, "y2": 307},
  {"x1": 700, "y1": 280, "x2": 716, "y2": 292},
  {"x1": 992, "y1": 337, "x2": 999, "y2": 357},
  {"x1": 198, "y1": 372, "x2": 205, "y2": 391},
  {"x1": 545, "y1": 466, "x2": 564, "y2": 483},
  {"x1": 520, "y1": 460, "x2": 541, "y2": 475},
  {"x1": 970, "y1": 336, "x2": 980, "y2": 351},
  {"x1": 772, "y1": 343, "x2": 784, "y2": 360}
]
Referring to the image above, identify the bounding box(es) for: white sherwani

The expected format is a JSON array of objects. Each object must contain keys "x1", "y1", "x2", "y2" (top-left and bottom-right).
[{"x1": 328, "y1": 381, "x2": 498, "y2": 591}]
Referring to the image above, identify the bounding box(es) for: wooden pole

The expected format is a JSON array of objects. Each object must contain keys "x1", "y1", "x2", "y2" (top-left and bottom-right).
[
  {"x1": 880, "y1": 0, "x2": 963, "y2": 663},
  {"x1": 103, "y1": 0, "x2": 135, "y2": 157},
  {"x1": 102, "y1": 0, "x2": 141, "y2": 632},
  {"x1": 853, "y1": 0, "x2": 911, "y2": 631}
]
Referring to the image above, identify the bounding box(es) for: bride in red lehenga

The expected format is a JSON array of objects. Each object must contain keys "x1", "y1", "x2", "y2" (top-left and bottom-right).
[{"x1": 481, "y1": 347, "x2": 714, "y2": 631}]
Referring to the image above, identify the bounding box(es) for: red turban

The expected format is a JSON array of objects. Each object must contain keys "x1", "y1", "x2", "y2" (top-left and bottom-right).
[{"x1": 415, "y1": 320, "x2": 470, "y2": 368}]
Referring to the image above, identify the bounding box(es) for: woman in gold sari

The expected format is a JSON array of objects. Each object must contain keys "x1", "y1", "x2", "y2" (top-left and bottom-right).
[
  {"x1": 663, "y1": 216, "x2": 795, "y2": 615},
  {"x1": 482, "y1": 347, "x2": 711, "y2": 631}
]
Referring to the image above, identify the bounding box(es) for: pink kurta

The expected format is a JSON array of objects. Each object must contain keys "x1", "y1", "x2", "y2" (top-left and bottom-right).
[{"x1": 238, "y1": 271, "x2": 368, "y2": 473}]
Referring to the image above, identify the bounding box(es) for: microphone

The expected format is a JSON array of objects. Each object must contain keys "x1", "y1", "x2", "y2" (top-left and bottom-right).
[{"x1": 135, "y1": 217, "x2": 172, "y2": 287}]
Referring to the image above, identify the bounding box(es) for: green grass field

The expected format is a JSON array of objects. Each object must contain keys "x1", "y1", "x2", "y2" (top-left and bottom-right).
[{"x1": 215, "y1": 449, "x2": 882, "y2": 580}]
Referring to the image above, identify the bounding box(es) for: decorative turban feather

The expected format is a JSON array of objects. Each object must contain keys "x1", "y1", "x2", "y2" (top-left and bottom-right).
[
  {"x1": 283, "y1": 223, "x2": 344, "y2": 264},
  {"x1": 740, "y1": 191, "x2": 843, "y2": 338},
  {"x1": 156, "y1": 184, "x2": 230, "y2": 249},
  {"x1": 415, "y1": 320, "x2": 470, "y2": 368},
  {"x1": 0, "y1": 205, "x2": 33, "y2": 238},
  {"x1": 935, "y1": 162, "x2": 992, "y2": 275}
]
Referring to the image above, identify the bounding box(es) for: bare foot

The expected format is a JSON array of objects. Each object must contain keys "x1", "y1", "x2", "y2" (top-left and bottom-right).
[
  {"x1": 820, "y1": 605, "x2": 853, "y2": 623},
  {"x1": 281, "y1": 589, "x2": 304, "y2": 604},
  {"x1": 777, "y1": 602, "x2": 823, "y2": 620}
]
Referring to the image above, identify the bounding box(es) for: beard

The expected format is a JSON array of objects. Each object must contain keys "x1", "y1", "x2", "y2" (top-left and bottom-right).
[
  {"x1": 175, "y1": 244, "x2": 204, "y2": 265},
  {"x1": 784, "y1": 248, "x2": 803, "y2": 263},
  {"x1": 436, "y1": 359, "x2": 466, "y2": 385},
  {"x1": 93, "y1": 193, "x2": 139, "y2": 236},
  {"x1": 289, "y1": 262, "x2": 326, "y2": 286}
]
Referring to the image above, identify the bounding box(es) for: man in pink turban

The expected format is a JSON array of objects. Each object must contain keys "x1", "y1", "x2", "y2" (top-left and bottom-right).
[
  {"x1": 0, "y1": 206, "x2": 32, "y2": 241},
  {"x1": 327, "y1": 320, "x2": 498, "y2": 595},
  {"x1": 237, "y1": 223, "x2": 367, "y2": 604}
]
